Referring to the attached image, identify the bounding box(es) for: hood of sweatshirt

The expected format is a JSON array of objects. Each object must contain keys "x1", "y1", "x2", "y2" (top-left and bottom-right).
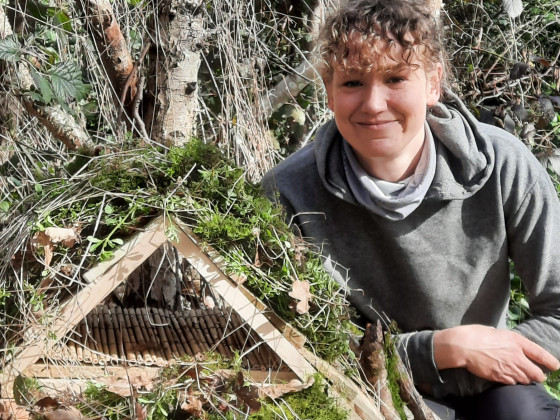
[{"x1": 315, "y1": 92, "x2": 495, "y2": 203}]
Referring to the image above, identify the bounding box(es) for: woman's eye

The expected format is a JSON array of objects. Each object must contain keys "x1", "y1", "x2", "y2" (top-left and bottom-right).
[{"x1": 343, "y1": 80, "x2": 362, "y2": 87}]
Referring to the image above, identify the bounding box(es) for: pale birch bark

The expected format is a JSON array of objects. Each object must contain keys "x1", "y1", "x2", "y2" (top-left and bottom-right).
[{"x1": 150, "y1": 0, "x2": 204, "y2": 145}]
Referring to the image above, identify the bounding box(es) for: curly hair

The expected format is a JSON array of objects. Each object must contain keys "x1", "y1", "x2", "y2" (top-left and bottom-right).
[{"x1": 319, "y1": 0, "x2": 449, "y2": 90}]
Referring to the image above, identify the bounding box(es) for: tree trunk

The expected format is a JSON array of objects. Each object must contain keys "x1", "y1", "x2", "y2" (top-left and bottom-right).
[{"x1": 147, "y1": 0, "x2": 205, "y2": 145}]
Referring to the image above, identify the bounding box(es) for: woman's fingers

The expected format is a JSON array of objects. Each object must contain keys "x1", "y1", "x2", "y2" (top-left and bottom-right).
[
  {"x1": 433, "y1": 325, "x2": 558, "y2": 385},
  {"x1": 519, "y1": 336, "x2": 560, "y2": 372}
]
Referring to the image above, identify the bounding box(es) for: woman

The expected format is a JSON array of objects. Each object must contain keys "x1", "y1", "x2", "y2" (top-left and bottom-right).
[{"x1": 261, "y1": 0, "x2": 560, "y2": 418}]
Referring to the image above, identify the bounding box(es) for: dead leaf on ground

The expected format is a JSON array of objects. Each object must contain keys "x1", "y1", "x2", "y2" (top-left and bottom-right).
[
  {"x1": 180, "y1": 397, "x2": 203, "y2": 418},
  {"x1": 43, "y1": 227, "x2": 80, "y2": 247},
  {"x1": 254, "y1": 245, "x2": 273, "y2": 268},
  {"x1": 31, "y1": 231, "x2": 54, "y2": 267},
  {"x1": 93, "y1": 373, "x2": 154, "y2": 397},
  {"x1": 133, "y1": 401, "x2": 146, "y2": 420},
  {"x1": 31, "y1": 227, "x2": 80, "y2": 267},
  {"x1": 258, "y1": 377, "x2": 315, "y2": 400},
  {"x1": 39, "y1": 407, "x2": 86, "y2": 420},
  {"x1": 35, "y1": 397, "x2": 58, "y2": 410},
  {"x1": 288, "y1": 280, "x2": 312, "y2": 314},
  {"x1": 233, "y1": 372, "x2": 261, "y2": 413}
]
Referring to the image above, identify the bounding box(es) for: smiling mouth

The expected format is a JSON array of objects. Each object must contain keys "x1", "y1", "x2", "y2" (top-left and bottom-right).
[{"x1": 357, "y1": 121, "x2": 395, "y2": 128}]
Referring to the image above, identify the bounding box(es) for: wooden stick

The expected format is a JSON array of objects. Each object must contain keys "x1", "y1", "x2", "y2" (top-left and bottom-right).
[
  {"x1": 168, "y1": 309, "x2": 192, "y2": 356},
  {"x1": 80, "y1": 322, "x2": 93, "y2": 364},
  {"x1": 209, "y1": 311, "x2": 236, "y2": 359},
  {"x1": 359, "y1": 322, "x2": 401, "y2": 420},
  {"x1": 395, "y1": 350, "x2": 441, "y2": 420},
  {"x1": 185, "y1": 314, "x2": 210, "y2": 353}
]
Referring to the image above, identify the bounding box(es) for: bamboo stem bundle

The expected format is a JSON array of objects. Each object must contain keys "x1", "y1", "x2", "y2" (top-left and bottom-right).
[
  {"x1": 109, "y1": 307, "x2": 124, "y2": 362},
  {"x1": 150, "y1": 308, "x2": 173, "y2": 360},
  {"x1": 161, "y1": 308, "x2": 186, "y2": 356},
  {"x1": 127, "y1": 307, "x2": 151, "y2": 365},
  {"x1": 137, "y1": 308, "x2": 163, "y2": 366},
  {"x1": 103, "y1": 309, "x2": 118, "y2": 364},
  {"x1": 116, "y1": 306, "x2": 136, "y2": 363},
  {"x1": 80, "y1": 322, "x2": 93, "y2": 364},
  {"x1": 174, "y1": 310, "x2": 201, "y2": 355},
  {"x1": 45, "y1": 304, "x2": 288, "y2": 373}
]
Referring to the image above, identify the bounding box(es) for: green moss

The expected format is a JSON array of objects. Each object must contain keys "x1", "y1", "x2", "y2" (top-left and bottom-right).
[
  {"x1": 206, "y1": 374, "x2": 348, "y2": 420},
  {"x1": 384, "y1": 332, "x2": 407, "y2": 420}
]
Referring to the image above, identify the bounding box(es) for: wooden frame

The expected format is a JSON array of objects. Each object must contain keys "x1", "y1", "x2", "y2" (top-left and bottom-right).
[{"x1": 1, "y1": 215, "x2": 382, "y2": 419}]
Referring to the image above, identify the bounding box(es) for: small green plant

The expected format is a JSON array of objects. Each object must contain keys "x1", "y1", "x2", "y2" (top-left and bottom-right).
[
  {"x1": 78, "y1": 382, "x2": 133, "y2": 419},
  {"x1": 246, "y1": 374, "x2": 348, "y2": 420}
]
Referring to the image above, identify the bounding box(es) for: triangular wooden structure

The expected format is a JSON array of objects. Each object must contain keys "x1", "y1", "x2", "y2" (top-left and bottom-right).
[{"x1": 0, "y1": 215, "x2": 382, "y2": 419}]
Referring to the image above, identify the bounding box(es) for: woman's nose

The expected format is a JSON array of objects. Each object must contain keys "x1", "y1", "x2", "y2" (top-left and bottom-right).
[{"x1": 361, "y1": 84, "x2": 388, "y2": 112}]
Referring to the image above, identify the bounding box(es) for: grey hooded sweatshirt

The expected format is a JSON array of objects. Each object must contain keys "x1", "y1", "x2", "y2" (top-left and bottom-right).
[{"x1": 261, "y1": 94, "x2": 560, "y2": 398}]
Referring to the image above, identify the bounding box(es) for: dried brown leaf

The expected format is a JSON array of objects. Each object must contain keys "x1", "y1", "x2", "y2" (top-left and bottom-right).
[
  {"x1": 254, "y1": 246, "x2": 273, "y2": 268},
  {"x1": 43, "y1": 227, "x2": 80, "y2": 247},
  {"x1": 31, "y1": 231, "x2": 54, "y2": 267},
  {"x1": 35, "y1": 397, "x2": 58, "y2": 410},
  {"x1": 258, "y1": 377, "x2": 315, "y2": 400},
  {"x1": 288, "y1": 280, "x2": 312, "y2": 314},
  {"x1": 42, "y1": 407, "x2": 85, "y2": 420},
  {"x1": 233, "y1": 372, "x2": 261, "y2": 413},
  {"x1": 180, "y1": 397, "x2": 203, "y2": 417}
]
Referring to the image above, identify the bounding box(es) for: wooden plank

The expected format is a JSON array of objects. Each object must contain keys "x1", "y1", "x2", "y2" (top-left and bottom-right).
[
  {"x1": 28, "y1": 363, "x2": 299, "y2": 385},
  {"x1": 1, "y1": 216, "x2": 169, "y2": 398},
  {"x1": 168, "y1": 220, "x2": 316, "y2": 382}
]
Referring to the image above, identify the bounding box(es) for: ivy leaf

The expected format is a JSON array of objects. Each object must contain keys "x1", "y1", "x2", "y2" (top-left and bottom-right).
[
  {"x1": 50, "y1": 9, "x2": 73, "y2": 32},
  {"x1": 0, "y1": 36, "x2": 22, "y2": 63},
  {"x1": 30, "y1": 68, "x2": 54, "y2": 104},
  {"x1": 49, "y1": 61, "x2": 91, "y2": 102}
]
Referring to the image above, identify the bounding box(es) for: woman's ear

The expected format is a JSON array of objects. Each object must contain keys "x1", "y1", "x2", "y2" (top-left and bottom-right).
[{"x1": 427, "y1": 62, "x2": 443, "y2": 106}]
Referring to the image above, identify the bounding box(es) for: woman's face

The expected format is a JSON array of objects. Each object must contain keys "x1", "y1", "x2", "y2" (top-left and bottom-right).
[{"x1": 324, "y1": 45, "x2": 442, "y2": 180}]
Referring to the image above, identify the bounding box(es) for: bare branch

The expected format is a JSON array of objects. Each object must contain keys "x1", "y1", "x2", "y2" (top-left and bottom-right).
[
  {"x1": 262, "y1": 61, "x2": 321, "y2": 117},
  {"x1": 84, "y1": 0, "x2": 136, "y2": 105},
  {"x1": 23, "y1": 100, "x2": 92, "y2": 150}
]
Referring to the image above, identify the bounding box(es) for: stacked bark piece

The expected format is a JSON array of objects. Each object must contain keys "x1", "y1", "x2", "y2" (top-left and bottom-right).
[{"x1": 46, "y1": 304, "x2": 288, "y2": 372}]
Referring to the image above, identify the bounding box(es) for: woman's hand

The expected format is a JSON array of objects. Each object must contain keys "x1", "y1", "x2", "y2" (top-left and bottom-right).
[{"x1": 433, "y1": 325, "x2": 560, "y2": 385}]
